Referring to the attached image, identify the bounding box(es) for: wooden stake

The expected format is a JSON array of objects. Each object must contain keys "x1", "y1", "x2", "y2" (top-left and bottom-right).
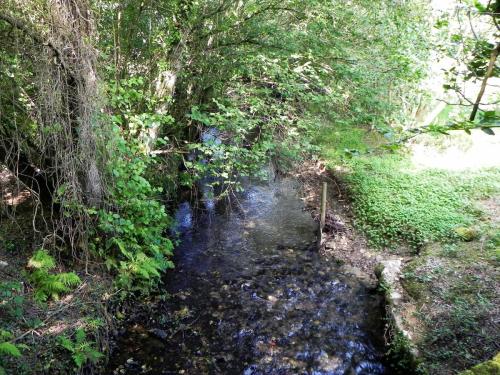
[
  {"x1": 318, "y1": 182, "x2": 327, "y2": 248},
  {"x1": 320, "y1": 182, "x2": 327, "y2": 230}
]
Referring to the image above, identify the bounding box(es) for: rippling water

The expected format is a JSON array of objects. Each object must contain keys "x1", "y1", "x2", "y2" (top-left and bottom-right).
[{"x1": 107, "y1": 177, "x2": 387, "y2": 374}]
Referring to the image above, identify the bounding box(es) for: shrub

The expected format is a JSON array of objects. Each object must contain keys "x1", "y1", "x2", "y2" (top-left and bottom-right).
[{"x1": 92, "y1": 124, "x2": 174, "y2": 295}]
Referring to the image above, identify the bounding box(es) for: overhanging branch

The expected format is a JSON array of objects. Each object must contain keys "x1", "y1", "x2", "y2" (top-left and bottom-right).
[{"x1": 0, "y1": 11, "x2": 69, "y2": 71}]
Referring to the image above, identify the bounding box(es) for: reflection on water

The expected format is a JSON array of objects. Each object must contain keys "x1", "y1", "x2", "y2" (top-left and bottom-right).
[{"x1": 107, "y1": 178, "x2": 387, "y2": 374}]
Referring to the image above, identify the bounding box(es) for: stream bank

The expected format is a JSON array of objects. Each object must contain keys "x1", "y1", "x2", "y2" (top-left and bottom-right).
[
  {"x1": 292, "y1": 160, "x2": 421, "y2": 372},
  {"x1": 296, "y1": 150, "x2": 500, "y2": 374}
]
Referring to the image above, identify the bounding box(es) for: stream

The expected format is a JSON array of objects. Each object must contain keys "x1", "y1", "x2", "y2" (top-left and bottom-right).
[{"x1": 107, "y1": 176, "x2": 388, "y2": 374}]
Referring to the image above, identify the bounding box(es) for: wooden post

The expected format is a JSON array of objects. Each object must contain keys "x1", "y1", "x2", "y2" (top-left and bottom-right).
[
  {"x1": 320, "y1": 182, "x2": 327, "y2": 230},
  {"x1": 318, "y1": 182, "x2": 327, "y2": 248}
]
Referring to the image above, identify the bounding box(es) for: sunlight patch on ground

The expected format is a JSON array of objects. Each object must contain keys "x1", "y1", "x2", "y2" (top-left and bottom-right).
[
  {"x1": 410, "y1": 130, "x2": 500, "y2": 171},
  {"x1": 0, "y1": 166, "x2": 32, "y2": 206}
]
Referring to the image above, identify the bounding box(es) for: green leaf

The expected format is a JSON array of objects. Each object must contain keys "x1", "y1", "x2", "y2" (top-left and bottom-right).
[
  {"x1": 0, "y1": 342, "x2": 22, "y2": 357},
  {"x1": 73, "y1": 352, "x2": 86, "y2": 368},
  {"x1": 58, "y1": 336, "x2": 75, "y2": 352},
  {"x1": 75, "y1": 329, "x2": 86, "y2": 344},
  {"x1": 481, "y1": 127, "x2": 495, "y2": 135},
  {"x1": 27, "y1": 250, "x2": 56, "y2": 271}
]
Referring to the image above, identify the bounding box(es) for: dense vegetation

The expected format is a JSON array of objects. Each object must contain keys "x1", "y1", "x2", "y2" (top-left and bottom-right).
[{"x1": 0, "y1": 0, "x2": 498, "y2": 373}]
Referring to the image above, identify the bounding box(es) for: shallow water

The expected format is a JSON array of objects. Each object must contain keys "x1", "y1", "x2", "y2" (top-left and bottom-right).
[{"x1": 107, "y1": 177, "x2": 387, "y2": 374}]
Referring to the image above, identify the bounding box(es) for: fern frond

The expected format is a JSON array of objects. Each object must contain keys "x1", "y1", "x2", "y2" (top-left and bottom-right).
[
  {"x1": 0, "y1": 331, "x2": 13, "y2": 341},
  {"x1": 33, "y1": 289, "x2": 49, "y2": 303},
  {"x1": 58, "y1": 336, "x2": 74, "y2": 352},
  {"x1": 27, "y1": 250, "x2": 56, "y2": 271},
  {"x1": 0, "y1": 342, "x2": 22, "y2": 358},
  {"x1": 75, "y1": 329, "x2": 86, "y2": 344},
  {"x1": 56, "y1": 272, "x2": 81, "y2": 287}
]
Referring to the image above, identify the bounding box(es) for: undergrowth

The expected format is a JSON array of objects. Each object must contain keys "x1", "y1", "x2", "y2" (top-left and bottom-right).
[
  {"x1": 27, "y1": 250, "x2": 81, "y2": 303},
  {"x1": 345, "y1": 157, "x2": 499, "y2": 249},
  {"x1": 90, "y1": 79, "x2": 175, "y2": 296}
]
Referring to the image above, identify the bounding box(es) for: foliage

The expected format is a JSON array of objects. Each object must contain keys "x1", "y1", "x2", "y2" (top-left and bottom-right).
[
  {"x1": 0, "y1": 329, "x2": 27, "y2": 375},
  {"x1": 0, "y1": 0, "x2": 452, "y2": 373},
  {"x1": 1, "y1": 0, "x2": 433, "y2": 264},
  {"x1": 386, "y1": 329, "x2": 421, "y2": 374},
  {"x1": 0, "y1": 282, "x2": 23, "y2": 319},
  {"x1": 91, "y1": 80, "x2": 174, "y2": 294},
  {"x1": 185, "y1": 53, "x2": 326, "y2": 190},
  {"x1": 58, "y1": 328, "x2": 103, "y2": 369},
  {"x1": 26, "y1": 250, "x2": 81, "y2": 302},
  {"x1": 337, "y1": 152, "x2": 499, "y2": 249},
  {"x1": 434, "y1": 0, "x2": 499, "y2": 123}
]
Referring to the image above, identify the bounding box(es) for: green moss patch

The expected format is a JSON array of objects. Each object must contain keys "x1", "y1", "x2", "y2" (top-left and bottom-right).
[{"x1": 459, "y1": 353, "x2": 500, "y2": 375}]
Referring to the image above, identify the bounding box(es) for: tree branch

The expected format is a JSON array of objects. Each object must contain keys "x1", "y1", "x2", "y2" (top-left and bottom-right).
[
  {"x1": 470, "y1": 42, "x2": 500, "y2": 121},
  {"x1": 0, "y1": 11, "x2": 69, "y2": 71}
]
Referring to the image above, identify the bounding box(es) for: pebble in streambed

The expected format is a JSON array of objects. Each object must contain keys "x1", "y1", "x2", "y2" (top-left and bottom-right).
[{"x1": 106, "y1": 178, "x2": 387, "y2": 374}]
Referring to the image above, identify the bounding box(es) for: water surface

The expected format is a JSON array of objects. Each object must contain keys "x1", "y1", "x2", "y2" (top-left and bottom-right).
[{"x1": 107, "y1": 177, "x2": 387, "y2": 374}]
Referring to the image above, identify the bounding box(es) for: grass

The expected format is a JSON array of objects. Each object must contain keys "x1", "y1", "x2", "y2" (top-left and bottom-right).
[
  {"x1": 316, "y1": 124, "x2": 500, "y2": 251},
  {"x1": 402, "y1": 245, "x2": 499, "y2": 375}
]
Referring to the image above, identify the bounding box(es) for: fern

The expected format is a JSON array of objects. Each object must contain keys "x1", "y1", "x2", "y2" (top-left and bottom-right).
[
  {"x1": 27, "y1": 250, "x2": 81, "y2": 302},
  {"x1": 0, "y1": 343, "x2": 21, "y2": 358},
  {"x1": 27, "y1": 250, "x2": 55, "y2": 270},
  {"x1": 58, "y1": 328, "x2": 104, "y2": 368},
  {"x1": 0, "y1": 330, "x2": 28, "y2": 374},
  {"x1": 57, "y1": 272, "x2": 81, "y2": 287}
]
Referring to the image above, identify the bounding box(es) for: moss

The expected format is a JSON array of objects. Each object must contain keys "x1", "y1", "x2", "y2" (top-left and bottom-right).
[
  {"x1": 374, "y1": 263, "x2": 385, "y2": 278},
  {"x1": 459, "y1": 353, "x2": 500, "y2": 375},
  {"x1": 454, "y1": 227, "x2": 480, "y2": 242},
  {"x1": 402, "y1": 279, "x2": 427, "y2": 300}
]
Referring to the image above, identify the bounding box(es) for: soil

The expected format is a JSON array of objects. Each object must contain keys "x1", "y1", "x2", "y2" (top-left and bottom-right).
[{"x1": 290, "y1": 159, "x2": 406, "y2": 274}]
